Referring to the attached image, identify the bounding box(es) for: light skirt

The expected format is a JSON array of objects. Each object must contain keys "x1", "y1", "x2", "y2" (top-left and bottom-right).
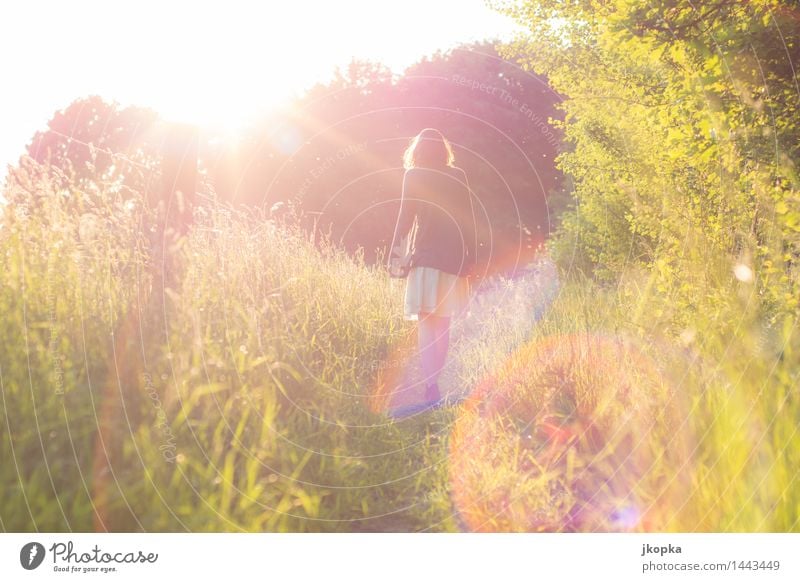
[{"x1": 403, "y1": 266, "x2": 470, "y2": 321}]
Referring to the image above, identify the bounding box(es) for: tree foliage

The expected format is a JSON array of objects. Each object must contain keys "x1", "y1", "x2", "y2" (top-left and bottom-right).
[
  {"x1": 27, "y1": 96, "x2": 161, "y2": 193},
  {"x1": 17, "y1": 44, "x2": 562, "y2": 274},
  {"x1": 208, "y1": 41, "x2": 563, "y2": 270},
  {"x1": 493, "y1": 0, "x2": 800, "y2": 321}
]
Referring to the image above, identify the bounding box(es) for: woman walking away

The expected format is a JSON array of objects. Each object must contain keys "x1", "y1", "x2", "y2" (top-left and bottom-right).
[{"x1": 388, "y1": 128, "x2": 478, "y2": 408}]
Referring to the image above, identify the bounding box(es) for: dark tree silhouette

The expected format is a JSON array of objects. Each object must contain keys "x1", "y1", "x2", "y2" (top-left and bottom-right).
[
  {"x1": 27, "y1": 95, "x2": 161, "y2": 189},
  {"x1": 209, "y1": 42, "x2": 563, "y2": 273}
]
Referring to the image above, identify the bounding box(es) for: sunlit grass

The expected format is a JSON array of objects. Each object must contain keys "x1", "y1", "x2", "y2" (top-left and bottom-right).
[
  {"x1": 446, "y1": 264, "x2": 799, "y2": 532},
  {"x1": 1, "y1": 160, "x2": 797, "y2": 532}
]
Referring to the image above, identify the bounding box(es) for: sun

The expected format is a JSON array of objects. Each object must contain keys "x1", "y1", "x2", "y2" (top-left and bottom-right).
[
  {"x1": 151, "y1": 84, "x2": 295, "y2": 134},
  {"x1": 0, "y1": 0, "x2": 521, "y2": 179}
]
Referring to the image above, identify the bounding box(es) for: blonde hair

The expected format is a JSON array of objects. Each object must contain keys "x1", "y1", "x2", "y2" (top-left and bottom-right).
[{"x1": 403, "y1": 128, "x2": 455, "y2": 170}]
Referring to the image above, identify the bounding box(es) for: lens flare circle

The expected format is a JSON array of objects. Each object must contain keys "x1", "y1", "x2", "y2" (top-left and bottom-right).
[{"x1": 449, "y1": 332, "x2": 689, "y2": 532}]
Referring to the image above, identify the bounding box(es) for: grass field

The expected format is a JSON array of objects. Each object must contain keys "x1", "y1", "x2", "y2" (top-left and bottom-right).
[{"x1": 1, "y1": 163, "x2": 798, "y2": 532}]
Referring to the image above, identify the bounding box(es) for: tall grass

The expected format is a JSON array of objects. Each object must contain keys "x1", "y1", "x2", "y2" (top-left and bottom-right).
[
  {"x1": 0, "y1": 162, "x2": 461, "y2": 532},
  {"x1": 1, "y1": 159, "x2": 797, "y2": 532}
]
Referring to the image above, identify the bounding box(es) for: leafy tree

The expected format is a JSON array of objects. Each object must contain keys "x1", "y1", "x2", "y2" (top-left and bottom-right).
[
  {"x1": 26, "y1": 96, "x2": 161, "y2": 198},
  {"x1": 492, "y1": 0, "x2": 800, "y2": 317},
  {"x1": 211, "y1": 42, "x2": 563, "y2": 272}
]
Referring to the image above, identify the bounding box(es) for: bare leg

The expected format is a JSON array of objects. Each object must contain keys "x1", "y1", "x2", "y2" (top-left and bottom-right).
[
  {"x1": 418, "y1": 312, "x2": 450, "y2": 401},
  {"x1": 418, "y1": 312, "x2": 439, "y2": 389},
  {"x1": 434, "y1": 315, "x2": 451, "y2": 380}
]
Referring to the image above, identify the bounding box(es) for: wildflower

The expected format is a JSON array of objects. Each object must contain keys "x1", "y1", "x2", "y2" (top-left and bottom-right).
[
  {"x1": 733, "y1": 263, "x2": 754, "y2": 283},
  {"x1": 78, "y1": 213, "x2": 99, "y2": 242},
  {"x1": 679, "y1": 328, "x2": 696, "y2": 346}
]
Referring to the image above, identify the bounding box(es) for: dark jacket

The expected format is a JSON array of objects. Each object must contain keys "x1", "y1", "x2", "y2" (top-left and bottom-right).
[{"x1": 389, "y1": 166, "x2": 478, "y2": 277}]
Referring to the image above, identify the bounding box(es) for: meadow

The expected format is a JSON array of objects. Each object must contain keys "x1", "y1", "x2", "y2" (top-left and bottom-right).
[{"x1": 1, "y1": 155, "x2": 797, "y2": 532}]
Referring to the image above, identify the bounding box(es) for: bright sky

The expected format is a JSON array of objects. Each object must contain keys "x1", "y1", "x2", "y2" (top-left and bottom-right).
[{"x1": 0, "y1": 0, "x2": 522, "y2": 184}]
